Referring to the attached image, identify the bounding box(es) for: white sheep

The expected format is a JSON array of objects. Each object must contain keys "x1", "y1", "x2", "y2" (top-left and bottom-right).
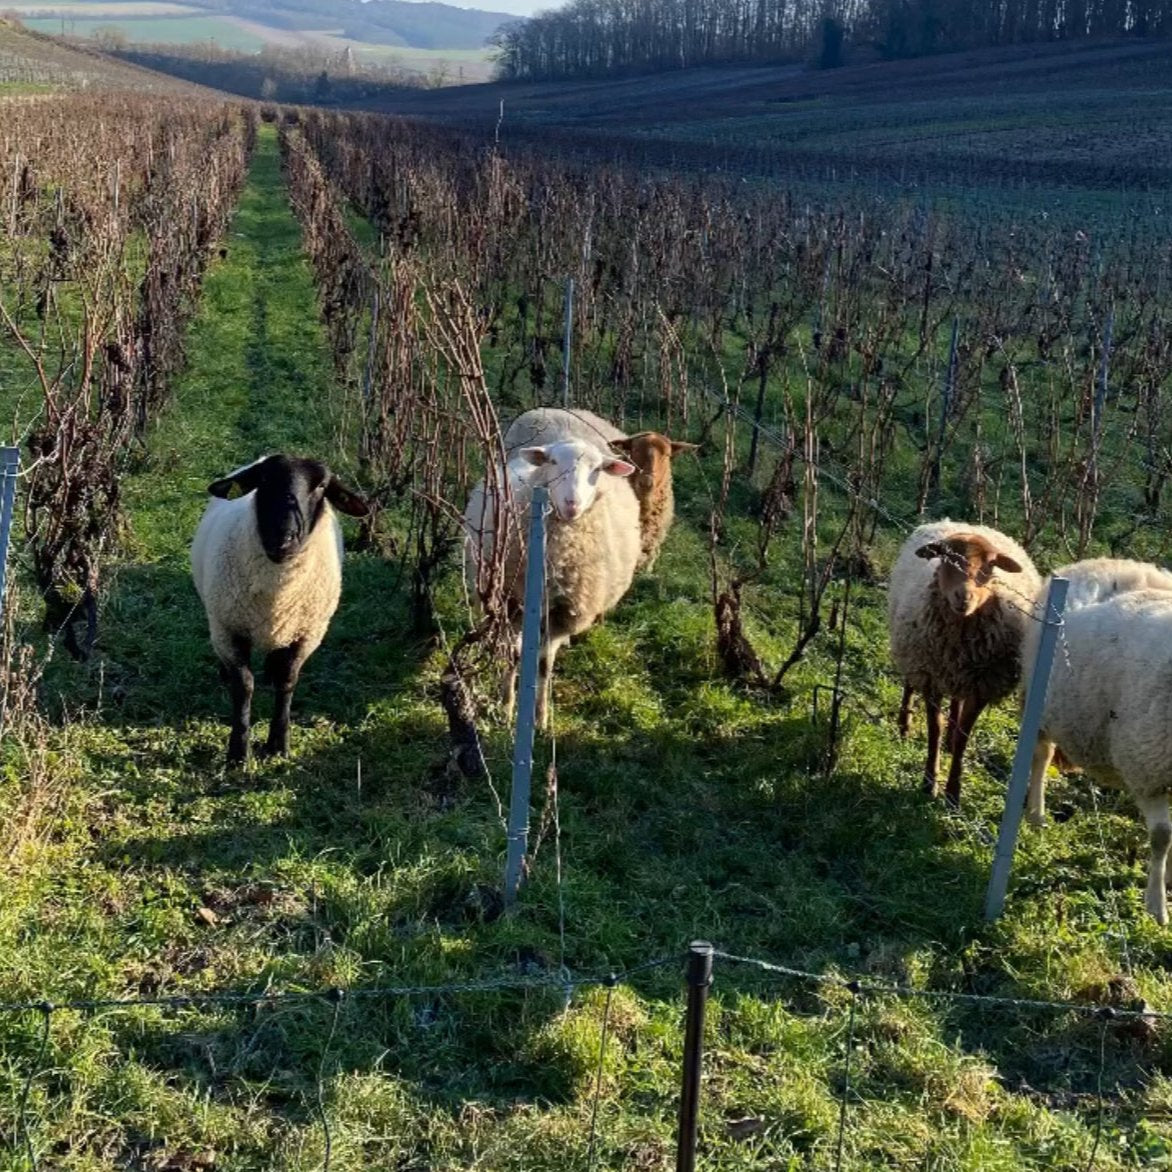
[
  {"x1": 1022, "y1": 558, "x2": 1172, "y2": 922},
  {"x1": 502, "y1": 407, "x2": 697, "y2": 572},
  {"x1": 465, "y1": 412, "x2": 640, "y2": 726},
  {"x1": 888, "y1": 520, "x2": 1040, "y2": 806},
  {"x1": 190, "y1": 454, "x2": 368, "y2": 765}
]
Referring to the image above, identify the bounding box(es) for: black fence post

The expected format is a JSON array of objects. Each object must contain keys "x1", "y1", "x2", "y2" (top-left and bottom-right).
[{"x1": 675, "y1": 941, "x2": 714, "y2": 1172}]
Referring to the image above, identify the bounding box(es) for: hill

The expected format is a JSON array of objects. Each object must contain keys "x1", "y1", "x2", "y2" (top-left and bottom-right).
[
  {"x1": 359, "y1": 37, "x2": 1172, "y2": 191},
  {"x1": 0, "y1": 14, "x2": 208, "y2": 88},
  {"x1": 8, "y1": 0, "x2": 516, "y2": 60}
]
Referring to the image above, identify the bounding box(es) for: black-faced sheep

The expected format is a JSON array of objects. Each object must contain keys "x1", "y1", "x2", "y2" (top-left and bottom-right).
[
  {"x1": 888, "y1": 520, "x2": 1040, "y2": 806},
  {"x1": 190, "y1": 454, "x2": 367, "y2": 765}
]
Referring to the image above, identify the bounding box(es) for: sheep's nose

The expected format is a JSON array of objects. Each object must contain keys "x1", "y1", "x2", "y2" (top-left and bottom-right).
[{"x1": 561, "y1": 500, "x2": 580, "y2": 520}]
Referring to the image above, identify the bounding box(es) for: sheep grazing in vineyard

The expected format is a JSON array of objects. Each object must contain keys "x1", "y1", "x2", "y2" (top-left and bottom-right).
[
  {"x1": 502, "y1": 407, "x2": 696, "y2": 571},
  {"x1": 466, "y1": 409, "x2": 640, "y2": 726},
  {"x1": 609, "y1": 431, "x2": 698, "y2": 571},
  {"x1": 1022, "y1": 559, "x2": 1172, "y2": 923},
  {"x1": 190, "y1": 454, "x2": 368, "y2": 765},
  {"x1": 888, "y1": 520, "x2": 1040, "y2": 806},
  {"x1": 1023, "y1": 558, "x2": 1172, "y2": 816}
]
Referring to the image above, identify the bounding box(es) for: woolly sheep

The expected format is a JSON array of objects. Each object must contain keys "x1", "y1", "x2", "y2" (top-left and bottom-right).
[
  {"x1": 190, "y1": 454, "x2": 368, "y2": 765},
  {"x1": 1022, "y1": 558, "x2": 1172, "y2": 922},
  {"x1": 1027, "y1": 559, "x2": 1172, "y2": 786},
  {"x1": 503, "y1": 407, "x2": 697, "y2": 571},
  {"x1": 466, "y1": 411, "x2": 640, "y2": 726},
  {"x1": 1024, "y1": 584, "x2": 1172, "y2": 922},
  {"x1": 888, "y1": 520, "x2": 1040, "y2": 806}
]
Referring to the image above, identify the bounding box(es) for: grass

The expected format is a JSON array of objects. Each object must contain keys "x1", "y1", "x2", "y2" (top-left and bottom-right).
[{"x1": 3, "y1": 124, "x2": 1172, "y2": 1170}]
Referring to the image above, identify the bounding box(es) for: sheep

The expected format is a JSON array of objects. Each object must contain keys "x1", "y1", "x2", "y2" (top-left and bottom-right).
[
  {"x1": 1026, "y1": 557, "x2": 1172, "y2": 853},
  {"x1": 465, "y1": 414, "x2": 640, "y2": 727},
  {"x1": 190, "y1": 454, "x2": 368, "y2": 765},
  {"x1": 888, "y1": 520, "x2": 1040, "y2": 806},
  {"x1": 1021, "y1": 570, "x2": 1172, "y2": 923},
  {"x1": 502, "y1": 407, "x2": 697, "y2": 571},
  {"x1": 609, "y1": 431, "x2": 698, "y2": 571}
]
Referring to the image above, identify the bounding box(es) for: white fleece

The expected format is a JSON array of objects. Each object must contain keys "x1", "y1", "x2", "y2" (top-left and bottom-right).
[
  {"x1": 190, "y1": 492, "x2": 344, "y2": 662},
  {"x1": 1025, "y1": 587, "x2": 1172, "y2": 797},
  {"x1": 503, "y1": 407, "x2": 627, "y2": 454}
]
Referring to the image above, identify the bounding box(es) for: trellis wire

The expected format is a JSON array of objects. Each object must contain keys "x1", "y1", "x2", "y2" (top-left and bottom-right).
[
  {"x1": 3, "y1": 956, "x2": 683, "y2": 1172},
  {"x1": 1, "y1": 946, "x2": 1159, "y2": 1171},
  {"x1": 710, "y1": 949, "x2": 1168, "y2": 1019}
]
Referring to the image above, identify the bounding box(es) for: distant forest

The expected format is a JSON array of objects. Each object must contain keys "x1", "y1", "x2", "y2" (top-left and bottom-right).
[{"x1": 494, "y1": 0, "x2": 1169, "y2": 79}]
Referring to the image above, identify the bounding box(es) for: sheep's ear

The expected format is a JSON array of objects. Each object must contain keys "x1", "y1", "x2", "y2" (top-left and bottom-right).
[
  {"x1": 670, "y1": 440, "x2": 700, "y2": 457},
  {"x1": 993, "y1": 553, "x2": 1023, "y2": 574},
  {"x1": 602, "y1": 458, "x2": 636, "y2": 478},
  {"x1": 915, "y1": 542, "x2": 945, "y2": 560},
  {"x1": 207, "y1": 477, "x2": 238, "y2": 499},
  {"x1": 208, "y1": 463, "x2": 265, "y2": 499},
  {"x1": 519, "y1": 446, "x2": 550, "y2": 467},
  {"x1": 325, "y1": 478, "x2": 370, "y2": 517}
]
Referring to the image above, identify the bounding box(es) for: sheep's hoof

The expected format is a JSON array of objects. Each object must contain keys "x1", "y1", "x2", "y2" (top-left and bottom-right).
[
  {"x1": 257, "y1": 741, "x2": 288, "y2": 761},
  {"x1": 1146, "y1": 898, "x2": 1168, "y2": 926},
  {"x1": 944, "y1": 787, "x2": 961, "y2": 810},
  {"x1": 1026, "y1": 811, "x2": 1047, "y2": 829},
  {"x1": 921, "y1": 777, "x2": 939, "y2": 798}
]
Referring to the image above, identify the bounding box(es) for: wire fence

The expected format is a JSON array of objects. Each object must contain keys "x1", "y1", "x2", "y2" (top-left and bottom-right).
[{"x1": 1, "y1": 943, "x2": 1165, "y2": 1171}]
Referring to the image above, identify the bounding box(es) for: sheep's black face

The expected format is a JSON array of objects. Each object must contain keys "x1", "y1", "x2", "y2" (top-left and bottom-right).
[
  {"x1": 207, "y1": 454, "x2": 370, "y2": 563},
  {"x1": 252, "y1": 456, "x2": 329, "y2": 563}
]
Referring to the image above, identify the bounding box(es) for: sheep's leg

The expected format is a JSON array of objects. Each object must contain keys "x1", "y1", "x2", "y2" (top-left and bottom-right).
[
  {"x1": 944, "y1": 698, "x2": 985, "y2": 809},
  {"x1": 947, "y1": 697, "x2": 964, "y2": 756},
  {"x1": 501, "y1": 629, "x2": 522, "y2": 725},
  {"x1": 897, "y1": 685, "x2": 914, "y2": 739},
  {"x1": 219, "y1": 634, "x2": 253, "y2": 766},
  {"x1": 261, "y1": 641, "x2": 305, "y2": 759},
  {"x1": 1027, "y1": 738, "x2": 1055, "y2": 827},
  {"x1": 923, "y1": 689, "x2": 942, "y2": 798},
  {"x1": 1136, "y1": 792, "x2": 1172, "y2": 925},
  {"x1": 536, "y1": 636, "x2": 568, "y2": 731}
]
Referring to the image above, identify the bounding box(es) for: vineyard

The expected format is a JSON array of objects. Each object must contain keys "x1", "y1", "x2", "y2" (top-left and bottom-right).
[{"x1": 1, "y1": 71, "x2": 1172, "y2": 1169}]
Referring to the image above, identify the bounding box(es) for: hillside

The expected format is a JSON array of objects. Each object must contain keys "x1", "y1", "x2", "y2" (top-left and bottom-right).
[
  {"x1": 0, "y1": 15, "x2": 207, "y2": 88},
  {"x1": 8, "y1": 0, "x2": 515, "y2": 63},
  {"x1": 363, "y1": 37, "x2": 1172, "y2": 191}
]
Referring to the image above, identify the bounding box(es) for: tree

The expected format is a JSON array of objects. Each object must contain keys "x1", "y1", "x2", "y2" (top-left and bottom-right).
[{"x1": 818, "y1": 15, "x2": 845, "y2": 66}]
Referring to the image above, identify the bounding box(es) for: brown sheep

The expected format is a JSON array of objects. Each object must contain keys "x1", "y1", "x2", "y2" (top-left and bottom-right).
[
  {"x1": 610, "y1": 432, "x2": 698, "y2": 571},
  {"x1": 888, "y1": 521, "x2": 1041, "y2": 807}
]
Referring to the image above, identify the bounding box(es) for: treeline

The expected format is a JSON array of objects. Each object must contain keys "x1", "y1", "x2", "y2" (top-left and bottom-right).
[
  {"x1": 113, "y1": 44, "x2": 428, "y2": 102},
  {"x1": 494, "y1": 0, "x2": 1169, "y2": 80}
]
